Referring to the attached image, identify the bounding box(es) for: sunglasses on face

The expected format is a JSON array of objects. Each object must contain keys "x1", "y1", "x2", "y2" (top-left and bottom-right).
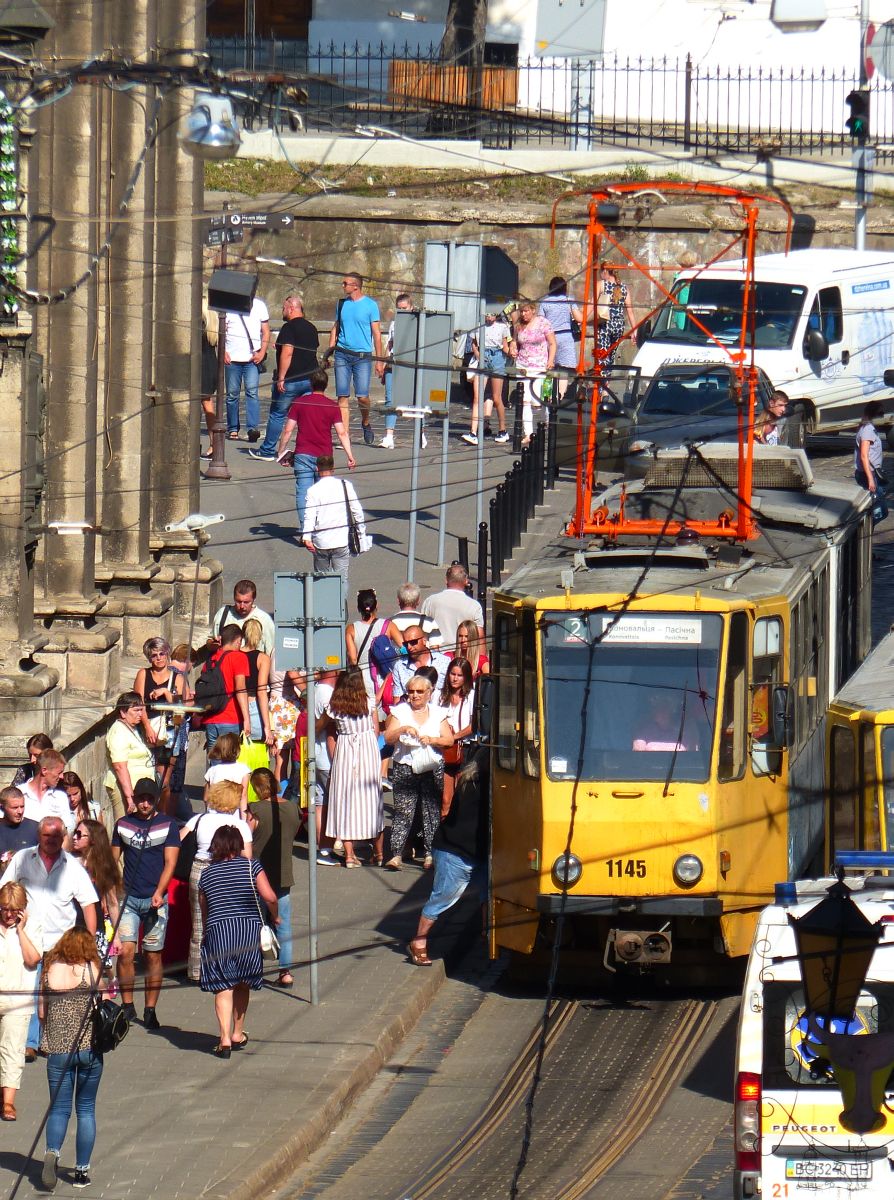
[
  {"x1": 406, "y1": 638, "x2": 424, "y2": 646},
  {"x1": 72, "y1": 830, "x2": 88, "y2": 840}
]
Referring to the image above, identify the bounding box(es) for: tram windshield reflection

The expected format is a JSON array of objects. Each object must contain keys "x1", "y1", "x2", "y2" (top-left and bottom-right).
[{"x1": 542, "y1": 612, "x2": 721, "y2": 783}]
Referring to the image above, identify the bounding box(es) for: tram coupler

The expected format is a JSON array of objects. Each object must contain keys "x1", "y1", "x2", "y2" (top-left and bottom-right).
[{"x1": 605, "y1": 927, "x2": 673, "y2": 971}]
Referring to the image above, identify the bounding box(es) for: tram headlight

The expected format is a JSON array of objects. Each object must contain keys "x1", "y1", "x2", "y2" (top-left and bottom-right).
[
  {"x1": 552, "y1": 852, "x2": 583, "y2": 888},
  {"x1": 673, "y1": 854, "x2": 703, "y2": 887}
]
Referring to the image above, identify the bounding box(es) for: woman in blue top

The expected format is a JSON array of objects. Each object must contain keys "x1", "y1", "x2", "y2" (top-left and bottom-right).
[
  {"x1": 539, "y1": 276, "x2": 583, "y2": 371},
  {"x1": 198, "y1": 826, "x2": 279, "y2": 1058}
]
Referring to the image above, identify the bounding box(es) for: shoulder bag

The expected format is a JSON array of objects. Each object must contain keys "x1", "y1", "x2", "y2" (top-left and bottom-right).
[
  {"x1": 442, "y1": 696, "x2": 468, "y2": 766},
  {"x1": 239, "y1": 314, "x2": 267, "y2": 372},
  {"x1": 342, "y1": 480, "x2": 363, "y2": 557},
  {"x1": 249, "y1": 861, "x2": 280, "y2": 960},
  {"x1": 87, "y1": 963, "x2": 130, "y2": 1054},
  {"x1": 173, "y1": 812, "x2": 204, "y2": 883}
]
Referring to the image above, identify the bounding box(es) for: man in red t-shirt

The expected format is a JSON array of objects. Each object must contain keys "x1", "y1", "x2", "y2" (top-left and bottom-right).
[
  {"x1": 275, "y1": 367, "x2": 356, "y2": 529},
  {"x1": 203, "y1": 624, "x2": 251, "y2": 754}
]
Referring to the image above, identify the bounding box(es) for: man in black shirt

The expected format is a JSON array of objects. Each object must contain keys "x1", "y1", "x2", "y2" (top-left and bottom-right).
[
  {"x1": 251, "y1": 294, "x2": 320, "y2": 461},
  {"x1": 0, "y1": 786, "x2": 40, "y2": 866}
]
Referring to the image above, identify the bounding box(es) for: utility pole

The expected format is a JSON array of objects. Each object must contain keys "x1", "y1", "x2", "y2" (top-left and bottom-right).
[
  {"x1": 855, "y1": 0, "x2": 869, "y2": 251},
  {"x1": 441, "y1": 0, "x2": 487, "y2": 138}
]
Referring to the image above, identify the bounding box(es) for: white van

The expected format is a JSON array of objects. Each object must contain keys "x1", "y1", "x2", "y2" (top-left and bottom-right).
[
  {"x1": 634, "y1": 249, "x2": 894, "y2": 441},
  {"x1": 734, "y1": 863, "x2": 894, "y2": 1200}
]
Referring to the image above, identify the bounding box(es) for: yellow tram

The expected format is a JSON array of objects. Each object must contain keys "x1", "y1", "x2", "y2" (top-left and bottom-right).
[
  {"x1": 826, "y1": 628, "x2": 894, "y2": 865},
  {"x1": 489, "y1": 447, "x2": 873, "y2": 971}
]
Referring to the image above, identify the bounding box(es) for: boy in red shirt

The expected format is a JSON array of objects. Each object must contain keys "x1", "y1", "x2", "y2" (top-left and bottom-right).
[
  {"x1": 275, "y1": 368, "x2": 355, "y2": 529},
  {"x1": 201, "y1": 625, "x2": 251, "y2": 755}
]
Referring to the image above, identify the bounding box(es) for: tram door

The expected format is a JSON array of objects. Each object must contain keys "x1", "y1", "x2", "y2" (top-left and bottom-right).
[{"x1": 827, "y1": 718, "x2": 881, "y2": 865}]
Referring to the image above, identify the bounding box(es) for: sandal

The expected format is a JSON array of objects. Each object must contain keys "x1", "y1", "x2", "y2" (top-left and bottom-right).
[
  {"x1": 276, "y1": 972, "x2": 294, "y2": 987},
  {"x1": 407, "y1": 939, "x2": 432, "y2": 966},
  {"x1": 371, "y1": 855, "x2": 384, "y2": 867},
  {"x1": 232, "y1": 1034, "x2": 249, "y2": 1049},
  {"x1": 384, "y1": 857, "x2": 402, "y2": 871},
  {"x1": 227, "y1": 430, "x2": 240, "y2": 440},
  {"x1": 213, "y1": 1044, "x2": 232, "y2": 1059},
  {"x1": 344, "y1": 856, "x2": 361, "y2": 868}
]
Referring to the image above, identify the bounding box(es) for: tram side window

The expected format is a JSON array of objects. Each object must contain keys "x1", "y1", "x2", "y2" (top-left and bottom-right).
[
  {"x1": 791, "y1": 581, "x2": 826, "y2": 754},
  {"x1": 521, "y1": 610, "x2": 540, "y2": 779},
  {"x1": 829, "y1": 725, "x2": 857, "y2": 856},
  {"x1": 751, "y1": 616, "x2": 782, "y2": 777},
  {"x1": 862, "y1": 725, "x2": 881, "y2": 851},
  {"x1": 719, "y1": 612, "x2": 748, "y2": 782},
  {"x1": 882, "y1": 730, "x2": 894, "y2": 851},
  {"x1": 496, "y1": 614, "x2": 519, "y2": 772}
]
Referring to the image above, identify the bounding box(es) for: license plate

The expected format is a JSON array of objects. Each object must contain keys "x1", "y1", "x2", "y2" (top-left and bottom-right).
[{"x1": 785, "y1": 1159, "x2": 871, "y2": 1180}]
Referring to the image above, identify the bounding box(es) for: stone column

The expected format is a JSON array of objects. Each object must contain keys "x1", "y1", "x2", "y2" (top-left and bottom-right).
[
  {"x1": 149, "y1": 3, "x2": 222, "y2": 644},
  {"x1": 30, "y1": 0, "x2": 120, "y2": 699}
]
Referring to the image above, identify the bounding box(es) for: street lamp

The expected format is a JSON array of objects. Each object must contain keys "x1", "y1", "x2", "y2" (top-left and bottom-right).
[
  {"x1": 788, "y1": 876, "x2": 894, "y2": 1134},
  {"x1": 179, "y1": 93, "x2": 241, "y2": 160}
]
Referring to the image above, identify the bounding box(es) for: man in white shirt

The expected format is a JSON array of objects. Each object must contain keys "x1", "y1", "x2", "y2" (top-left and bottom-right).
[
  {"x1": 209, "y1": 579, "x2": 275, "y2": 654},
  {"x1": 19, "y1": 750, "x2": 74, "y2": 835},
  {"x1": 302, "y1": 455, "x2": 366, "y2": 605},
  {"x1": 1, "y1": 817, "x2": 98, "y2": 1057},
  {"x1": 387, "y1": 582, "x2": 441, "y2": 646},
  {"x1": 422, "y1": 564, "x2": 485, "y2": 652},
  {"x1": 224, "y1": 294, "x2": 270, "y2": 442}
]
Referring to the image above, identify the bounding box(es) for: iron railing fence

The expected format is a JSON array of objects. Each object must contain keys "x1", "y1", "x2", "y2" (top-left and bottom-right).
[{"x1": 208, "y1": 39, "x2": 894, "y2": 162}]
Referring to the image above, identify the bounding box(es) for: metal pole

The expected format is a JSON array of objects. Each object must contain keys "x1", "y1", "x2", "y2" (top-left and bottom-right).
[
  {"x1": 511, "y1": 381, "x2": 524, "y2": 453},
  {"x1": 489, "y1": 493, "x2": 499, "y2": 582},
  {"x1": 303, "y1": 572, "x2": 319, "y2": 1006},
  {"x1": 546, "y1": 397, "x2": 558, "y2": 489},
  {"x1": 855, "y1": 0, "x2": 868, "y2": 251},
  {"x1": 406, "y1": 317, "x2": 424, "y2": 580},
  {"x1": 475, "y1": 407, "x2": 484, "y2": 528},
  {"x1": 436, "y1": 406, "x2": 449, "y2": 565},
  {"x1": 206, "y1": 237, "x2": 231, "y2": 481},
  {"x1": 477, "y1": 522, "x2": 488, "y2": 604}
]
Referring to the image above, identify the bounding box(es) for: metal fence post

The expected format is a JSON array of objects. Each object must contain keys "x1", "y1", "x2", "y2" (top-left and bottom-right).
[
  {"x1": 477, "y1": 522, "x2": 489, "y2": 604},
  {"x1": 511, "y1": 381, "x2": 524, "y2": 453},
  {"x1": 490, "y1": 492, "x2": 500, "y2": 582},
  {"x1": 684, "y1": 53, "x2": 693, "y2": 151}
]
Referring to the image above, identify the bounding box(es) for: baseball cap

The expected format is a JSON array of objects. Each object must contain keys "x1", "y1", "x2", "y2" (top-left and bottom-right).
[{"x1": 133, "y1": 778, "x2": 161, "y2": 800}]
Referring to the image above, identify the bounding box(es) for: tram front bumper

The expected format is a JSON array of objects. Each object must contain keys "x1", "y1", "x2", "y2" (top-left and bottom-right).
[{"x1": 536, "y1": 895, "x2": 722, "y2": 917}]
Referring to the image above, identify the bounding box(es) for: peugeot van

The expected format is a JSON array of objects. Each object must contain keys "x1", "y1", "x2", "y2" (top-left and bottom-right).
[
  {"x1": 634, "y1": 249, "x2": 894, "y2": 441},
  {"x1": 734, "y1": 863, "x2": 894, "y2": 1200}
]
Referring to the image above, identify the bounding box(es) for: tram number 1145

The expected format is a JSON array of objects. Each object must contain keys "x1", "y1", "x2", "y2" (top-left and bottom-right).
[{"x1": 606, "y1": 859, "x2": 647, "y2": 878}]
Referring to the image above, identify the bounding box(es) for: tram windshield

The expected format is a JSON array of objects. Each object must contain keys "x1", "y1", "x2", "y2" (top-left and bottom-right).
[
  {"x1": 542, "y1": 612, "x2": 721, "y2": 782},
  {"x1": 651, "y1": 279, "x2": 807, "y2": 349}
]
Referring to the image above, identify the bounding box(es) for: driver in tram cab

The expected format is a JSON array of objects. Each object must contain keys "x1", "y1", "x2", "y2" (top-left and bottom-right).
[{"x1": 632, "y1": 690, "x2": 691, "y2": 753}]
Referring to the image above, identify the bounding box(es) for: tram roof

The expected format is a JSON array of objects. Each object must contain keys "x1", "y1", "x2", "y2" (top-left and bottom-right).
[
  {"x1": 498, "y1": 448, "x2": 869, "y2": 607},
  {"x1": 833, "y1": 629, "x2": 894, "y2": 714}
]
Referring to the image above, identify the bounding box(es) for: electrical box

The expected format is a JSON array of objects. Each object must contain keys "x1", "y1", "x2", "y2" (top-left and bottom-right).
[
  {"x1": 392, "y1": 309, "x2": 454, "y2": 414},
  {"x1": 423, "y1": 241, "x2": 517, "y2": 350},
  {"x1": 273, "y1": 572, "x2": 345, "y2": 673},
  {"x1": 533, "y1": 0, "x2": 607, "y2": 58}
]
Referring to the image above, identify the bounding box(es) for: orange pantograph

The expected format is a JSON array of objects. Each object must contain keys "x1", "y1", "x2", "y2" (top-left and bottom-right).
[{"x1": 549, "y1": 182, "x2": 794, "y2": 543}]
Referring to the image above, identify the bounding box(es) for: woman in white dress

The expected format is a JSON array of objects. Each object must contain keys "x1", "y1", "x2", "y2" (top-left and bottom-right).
[{"x1": 324, "y1": 667, "x2": 384, "y2": 868}]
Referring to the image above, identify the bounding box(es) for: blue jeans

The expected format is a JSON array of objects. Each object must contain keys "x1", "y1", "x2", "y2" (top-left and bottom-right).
[
  {"x1": 225, "y1": 361, "x2": 261, "y2": 433},
  {"x1": 260, "y1": 378, "x2": 310, "y2": 456},
  {"x1": 294, "y1": 453, "x2": 320, "y2": 530},
  {"x1": 422, "y1": 848, "x2": 487, "y2": 921},
  {"x1": 334, "y1": 349, "x2": 372, "y2": 398},
  {"x1": 46, "y1": 1049, "x2": 104, "y2": 1169},
  {"x1": 383, "y1": 370, "x2": 397, "y2": 432},
  {"x1": 277, "y1": 887, "x2": 292, "y2": 973},
  {"x1": 856, "y1": 470, "x2": 889, "y2": 525},
  {"x1": 205, "y1": 722, "x2": 240, "y2": 757},
  {"x1": 27, "y1": 960, "x2": 42, "y2": 1050}
]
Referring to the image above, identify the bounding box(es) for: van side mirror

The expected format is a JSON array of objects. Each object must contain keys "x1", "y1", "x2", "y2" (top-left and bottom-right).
[
  {"x1": 770, "y1": 685, "x2": 791, "y2": 748},
  {"x1": 884, "y1": 369, "x2": 894, "y2": 388},
  {"x1": 474, "y1": 675, "x2": 493, "y2": 740},
  {"x1": 599, "y1": 399, "x2": 625, "y2": 419},
  {"x1": 804, "y1": 328, "x2": 828, "y2": 361},
  {"x1": 635, "y1": 321, "x2": 651, "y2": 348}
]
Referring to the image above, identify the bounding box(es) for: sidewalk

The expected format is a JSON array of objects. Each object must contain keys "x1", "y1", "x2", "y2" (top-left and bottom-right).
[{"x1": 3, "y1": 844, "x2": 480, "y2": 1199}]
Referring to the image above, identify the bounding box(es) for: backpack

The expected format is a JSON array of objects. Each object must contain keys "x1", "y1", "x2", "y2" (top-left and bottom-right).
[{"x1": 193, "y1": 650, "x2": 232, "y2": 715}]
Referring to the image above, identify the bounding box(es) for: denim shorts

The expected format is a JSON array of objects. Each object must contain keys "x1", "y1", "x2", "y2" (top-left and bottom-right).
[
  {"x1": 334, "y1": 349, "x2": 372, "y2": 398},
  {"x1": 483, "y1": 347, "x2": 507, "y2": 373},
  {"x1": 421, "y1": 849, "x2": 487, "y2": 921},
  {"x1": 118, "y1": 895, "x2": 169, "y2": 952}
]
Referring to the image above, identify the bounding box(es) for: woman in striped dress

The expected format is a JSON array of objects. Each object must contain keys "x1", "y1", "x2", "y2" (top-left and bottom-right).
[
  {"x1": 198, "y1": 826, "x2": 279, "y2": 1058},
  {"x1": 324, "y1": 667, "x2": 384, "y2": 868}
]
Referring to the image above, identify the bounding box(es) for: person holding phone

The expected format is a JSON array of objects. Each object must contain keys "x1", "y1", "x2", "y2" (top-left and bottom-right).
[{"x1": 0, "y1": 881, "x2": 42, "y2": 1120}]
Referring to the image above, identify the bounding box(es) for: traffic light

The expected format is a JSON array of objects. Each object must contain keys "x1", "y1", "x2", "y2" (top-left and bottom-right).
[{"x1": 845, "y1": 89, "x2": 870, "y2": 143}]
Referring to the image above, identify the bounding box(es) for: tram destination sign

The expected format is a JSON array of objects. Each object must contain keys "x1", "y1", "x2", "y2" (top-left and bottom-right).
[{"x1": 598, "y1": 616, "x2": 703, "y2": 645}]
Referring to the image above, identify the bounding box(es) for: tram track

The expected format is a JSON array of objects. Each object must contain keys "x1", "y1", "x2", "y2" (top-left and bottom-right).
[{"x1": 390, "y1": 994, "x2": 720, "y2": 1200}]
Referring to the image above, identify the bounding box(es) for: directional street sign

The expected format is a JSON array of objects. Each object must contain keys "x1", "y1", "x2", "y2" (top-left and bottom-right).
[
  {"x1": 225, "y1": 212, "x2": 294, "y2": 230},
  {"x1": 206, "y1": 226, "x2": 244, "y2": 247}
]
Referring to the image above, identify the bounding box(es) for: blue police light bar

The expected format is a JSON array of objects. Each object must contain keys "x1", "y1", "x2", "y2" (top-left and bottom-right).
[{"x1": 835, "y1": 851, "x2": 894, "y2": 871}]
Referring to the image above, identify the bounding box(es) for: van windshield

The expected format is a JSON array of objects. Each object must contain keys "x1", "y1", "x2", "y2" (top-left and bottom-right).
[
  {"x1": 651, "y1": 280, "x2": 807, "y2": 349},
  {"x1": 542, "y1": 612, "x2": 721, "y2": 782},
  {"x1": 762, "y1": 982, "x2": 894, "y2": 1090}
]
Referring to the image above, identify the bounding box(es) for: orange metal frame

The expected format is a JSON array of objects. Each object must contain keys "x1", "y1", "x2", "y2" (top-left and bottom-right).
[{"x1": 549, "y1": 182, "x2": 794, "y2": 543}]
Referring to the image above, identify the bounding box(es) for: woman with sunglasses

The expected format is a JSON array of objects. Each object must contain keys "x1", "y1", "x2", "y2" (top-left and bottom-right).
[
  {"x1": 438, "y1": 658, "x2": 475, "y2": 816},
  {"x1": 133, "y1": 637, "x2": 186, "y2": 767},
  {"x1": 383, "y1": 670, "x2": 454, "y2": 872},
  {"x1": 61, "y1": 772, "x2": 101, "y2": 826},
  {"x1": 71, "y1": 820, "x2": 123, "y2": 972}
]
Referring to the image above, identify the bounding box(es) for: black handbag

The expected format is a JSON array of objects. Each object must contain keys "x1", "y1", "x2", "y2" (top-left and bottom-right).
[
  {"x1": 342, "y1": 480, "x2": 362, "y2": 557},
  {"x1": 173, "y1": 813, "x2": 204, "y2": 883},
  {"x1": 92, "y1": 996, "x2": 130, "y2": 1054}
]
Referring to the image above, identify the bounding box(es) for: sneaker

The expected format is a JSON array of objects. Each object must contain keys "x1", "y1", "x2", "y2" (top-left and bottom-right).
[
  {"x1": 381, "y1": 777, "x2": 393, "y2": 792},
  {"x1": 120, "y1": 1002, "x2": 137, "y2": 1024},
  {"x1": 379, "y1": 433, "x2": 394, "y2": 449},
  {"x1": 484, "y1": 424, "x2": 493, "y2": 438},
  {"x1": 41, "y1": 1151, "x2": 58, "y2": 1190},
  {"x1": 248, "y1": 449, "x2": 275, "y2": 461},
  {"x1": 461, "y1": 433, "x2": 479, "y2": 446},
  {"x1": 494, "y1": 431, "x2": 510, "y2": 444},
  {"x1": 247, "y1": 428, "x2": 261, "y2": 443},
  {"x1": 72, "y1": 1169, "x2": 91, "y2": 1189},
  {"x1": 362, "y1": 424, "x2": 375, "y2": 445},
  {"x1": 143, "y1": 1007, "x2": 161, "y2": 1031},
  {"x1": 316, "y1": 849, "x2": 340, "y2": 866}
]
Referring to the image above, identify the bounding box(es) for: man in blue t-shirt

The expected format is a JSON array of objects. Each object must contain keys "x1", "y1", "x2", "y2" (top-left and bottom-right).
[
  {"x1": 324, "y1": 271, "x2": 384, "y2": 446},
  {"x1": 0, "y1": 786, "x2": 39, "y2": 866},
  {"x1": 111, "y1": 778, "x2": 180, "y2": 1030}
]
